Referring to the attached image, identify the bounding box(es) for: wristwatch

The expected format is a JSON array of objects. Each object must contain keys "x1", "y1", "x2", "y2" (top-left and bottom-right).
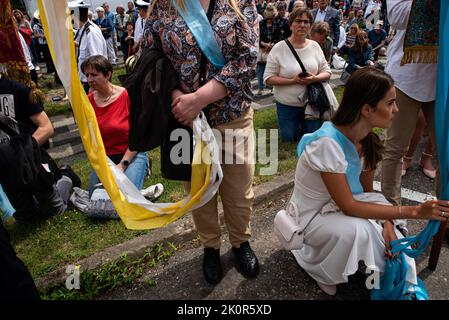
[{"x1": 120, "y1": 159, "x2": 130, "y2": 167}]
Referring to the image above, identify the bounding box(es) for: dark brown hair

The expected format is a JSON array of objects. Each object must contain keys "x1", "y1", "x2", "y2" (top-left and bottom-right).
[
  {"x1": 332, "y1": 68, "x2": 395, "y2": 170},
  {"x1": 353, "y1": 31, "x2": 369, "y2": 52},
  {"x1": 80, "y1": 55, "x2": 113, "y2": 81},
  {"x1": 288, "y1": 8, "x2": 313, "y2": 26}
]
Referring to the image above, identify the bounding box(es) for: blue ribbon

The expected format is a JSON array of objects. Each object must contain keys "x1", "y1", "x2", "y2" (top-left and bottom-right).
[
  {"x1": 371, "y1": 221, "x2": 440, "y2": 300},
  {"x1": 173, "y1": 0, "x2": 225, "y2": 69}
]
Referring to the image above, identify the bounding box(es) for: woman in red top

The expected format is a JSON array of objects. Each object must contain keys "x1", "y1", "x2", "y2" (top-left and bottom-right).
[{"x1": 81, "y1": 55, "x2": 148, "y2": 197}]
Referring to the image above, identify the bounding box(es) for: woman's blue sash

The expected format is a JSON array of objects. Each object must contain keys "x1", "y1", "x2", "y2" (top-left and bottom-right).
[
  {"x1": 173, "y1": 0, "x2": 225, "y2": 69},
  {"x1": 297, "y1": 121, "x2": 364, "y2": 195}
]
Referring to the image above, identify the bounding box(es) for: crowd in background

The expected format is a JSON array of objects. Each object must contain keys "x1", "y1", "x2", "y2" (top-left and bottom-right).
[{"x1": 255, "y1": 0, "x2": 390, "y2": 95}]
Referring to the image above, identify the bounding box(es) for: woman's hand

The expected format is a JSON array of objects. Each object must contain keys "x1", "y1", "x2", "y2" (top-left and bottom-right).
[
  {"x1": 117, "y1": 162, "x2": 127, "y2": 172},
  {"x1": 415, "y1": 199, "x2": 449, "y2": 221},
  {"x1": 382, "y1": 221, "x2": 398, "y2": 259},
  {"x1": 171, "y1": 92, "x2": 203, "y2": 127},
  {"x1": 291, "y1": 72, "x2": 317, "y2": 86}
]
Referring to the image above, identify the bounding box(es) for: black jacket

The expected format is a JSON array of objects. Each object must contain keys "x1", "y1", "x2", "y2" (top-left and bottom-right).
[{"x1": 127, "y1": 48, "x2": 180, "y2": 151}]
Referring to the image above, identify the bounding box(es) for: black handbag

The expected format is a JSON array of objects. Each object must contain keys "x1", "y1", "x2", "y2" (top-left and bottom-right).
[{"x1": 284, "y1": 39, "x2": 331, "y2": 119}]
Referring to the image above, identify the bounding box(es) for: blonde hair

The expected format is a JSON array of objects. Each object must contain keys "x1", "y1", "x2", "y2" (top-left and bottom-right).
[{"x1": 148, "y1": 0, "x2": 244, "y2": 20}]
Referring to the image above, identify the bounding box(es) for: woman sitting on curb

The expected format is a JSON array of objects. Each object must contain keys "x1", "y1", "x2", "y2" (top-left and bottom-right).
[{"x1": 289, "y1": 68, "x2": 448, "y2": 296}]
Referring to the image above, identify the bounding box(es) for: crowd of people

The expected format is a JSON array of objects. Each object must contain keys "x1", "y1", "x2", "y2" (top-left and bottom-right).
[{"x1": 1, "y1": 0, "x2": 446, "y2": 301}]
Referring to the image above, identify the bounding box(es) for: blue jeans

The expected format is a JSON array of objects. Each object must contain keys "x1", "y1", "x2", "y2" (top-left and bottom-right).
[
  {"x1": 276, "y1": 102, "x2": 321, "y2": 141},
  {"x1": 88, "y1": 152, "x2": 149, "y2": 197},
  {"x1": 256, "y1": 64, "x2": 266, "y2": 90}
]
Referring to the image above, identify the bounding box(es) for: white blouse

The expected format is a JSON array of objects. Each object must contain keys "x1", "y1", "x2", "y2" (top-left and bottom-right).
[
  {"x1": 292, "y1": 137, "x2": 347, "y2": 219},
  {"x1": 263, "y1": 40, "x2": 332, "y2": 107}
]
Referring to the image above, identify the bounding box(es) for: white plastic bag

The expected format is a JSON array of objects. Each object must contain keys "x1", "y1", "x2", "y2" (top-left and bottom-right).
[{"x1": 332, "y1": 53, "x2": 346, "y2": 70}]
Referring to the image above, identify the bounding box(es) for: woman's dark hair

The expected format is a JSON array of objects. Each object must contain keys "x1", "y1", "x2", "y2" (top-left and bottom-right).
[
  {"x1": 288, "y1": 8, "x2": 313, "y2": 26},
  {"x1": 80, "y1": 55, "x2": 113, "y2": 81},
  {"x1": 125, "y1": 21, "x2": 134, "y2": 27},
  {"x1": 332, "y1": 68, "x2": 395, "y2": 170}
]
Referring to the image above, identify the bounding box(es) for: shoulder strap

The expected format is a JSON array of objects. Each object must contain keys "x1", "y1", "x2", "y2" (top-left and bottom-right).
[
  {"x1": 284, "y1": 39, "x2": 307, "y2": 74},
  {"x1": 76, "y1": 22, "x2": 91, "y2": 63},
  {"x1": 174, "y1": 0, "x2": 225, "y2": 69}
]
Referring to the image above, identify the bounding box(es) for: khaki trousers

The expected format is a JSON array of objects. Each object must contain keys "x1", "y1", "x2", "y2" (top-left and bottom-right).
[
  {"x1": 381, "y1": 88, "x2": 438, "y2": 205},
  {"x1": 192, "y1": 108, "x2": 255, "y2": 249}
]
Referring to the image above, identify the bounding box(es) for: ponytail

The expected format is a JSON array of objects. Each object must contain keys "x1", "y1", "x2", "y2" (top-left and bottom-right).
[{"x1": 360, "y1": 131, "x2": 384, "y2": 171}]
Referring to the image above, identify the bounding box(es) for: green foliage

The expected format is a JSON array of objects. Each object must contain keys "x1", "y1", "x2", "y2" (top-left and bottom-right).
[{"x1": 40, "y1": 242, "x2": 177, "y2": 300}]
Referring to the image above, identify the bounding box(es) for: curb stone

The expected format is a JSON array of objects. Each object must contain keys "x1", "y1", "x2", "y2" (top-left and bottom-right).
[{"x1": 34, "y1": 171, "x2": 295, "y2": 289}]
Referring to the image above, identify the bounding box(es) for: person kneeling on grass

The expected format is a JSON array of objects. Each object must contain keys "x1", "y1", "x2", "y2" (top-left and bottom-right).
[
  {"x1": 0, "y1": 75, "x2": 79, "y2": 226},
  {"x1": 70, "y1": 55, "x2": 163, "y2": 219},
  {"x1": 287, "y1": 68, "x2": 448, "y2": 296}
]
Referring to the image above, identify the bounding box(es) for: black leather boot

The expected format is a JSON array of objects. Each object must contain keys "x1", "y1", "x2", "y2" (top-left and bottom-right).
[
  {"x1": 203, "y1": 247, "x2": 223, "y2": 285},
  {"x1": 232, "y1": 241, "x2": 259, "y2": 278}
]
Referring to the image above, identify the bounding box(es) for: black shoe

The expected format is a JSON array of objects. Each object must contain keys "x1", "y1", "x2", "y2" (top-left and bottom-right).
[
  {"x1": 59, "y1": 165, "x2": 81, "y2": 188},
  {"x1": 203, "y1": 248, "x2": 223, "y2": 285},
  {"x1": 232, "y1": 241, "x2": 259, "y2": 278}
]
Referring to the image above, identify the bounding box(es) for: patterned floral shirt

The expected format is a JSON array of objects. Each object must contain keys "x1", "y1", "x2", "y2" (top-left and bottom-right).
[{"x1": 143, "y1": 0, "x2": 259, "y2": 127}]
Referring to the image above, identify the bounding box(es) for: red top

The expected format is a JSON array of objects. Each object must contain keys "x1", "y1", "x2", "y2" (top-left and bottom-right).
[{"x1": 88, "y1": 89, "x2": 130, "y2": 156}]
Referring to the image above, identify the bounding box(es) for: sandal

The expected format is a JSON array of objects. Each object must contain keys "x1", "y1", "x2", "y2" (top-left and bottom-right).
[
  {"x1": 401, "y1": 156, "x2": 413, "y2": 177},
  {"x1": 419, "y1": 152, "x2": 436, "y2": 179}
]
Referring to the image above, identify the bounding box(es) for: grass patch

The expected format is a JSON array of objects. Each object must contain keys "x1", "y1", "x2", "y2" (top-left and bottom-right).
[
  {"x1": 44, "y1": 102, "x2": 72, "y2": 117},
  {"x1": 40, "y1": 242, "x2": 176, "y2": 300}
]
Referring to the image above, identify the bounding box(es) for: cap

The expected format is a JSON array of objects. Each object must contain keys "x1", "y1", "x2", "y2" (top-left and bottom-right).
[
  {"x1": 135, "y1": 0, "x2": 150, "y2": 7},
  {"x1": 33, "y1": 9, "x2": 40, "y2": 20},
  {"x1": 375, "y1": 20, "x2": 384, "y2": 28}
]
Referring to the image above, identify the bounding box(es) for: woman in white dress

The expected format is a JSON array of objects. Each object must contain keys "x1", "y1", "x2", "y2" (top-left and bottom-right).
[{"x1": 290, "y1": 68, "x2": 449, "y2": 296}]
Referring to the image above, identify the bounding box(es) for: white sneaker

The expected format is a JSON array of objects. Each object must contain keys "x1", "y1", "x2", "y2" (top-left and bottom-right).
[
  {"x1": 141, "y1": 183, "x2": 164, "y2": 200},
  {"x1": 316, "y1": 281, "x2": 337, "y2": 296}
]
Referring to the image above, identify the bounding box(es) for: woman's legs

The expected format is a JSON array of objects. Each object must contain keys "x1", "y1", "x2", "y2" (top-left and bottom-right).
[
  {"x1": 123, "y1": 152, "x2": 149, "y2": 190},
  {"x1": 88, "y1": 170, "x2": 101, "y2": 198},
  {"x1": 88, "y1": 152, "x2": 148, "y2": 197},
  {"x1": 276, "y1": 102, "x2": 303, "y2": 141},
  {"x1": 256, "y1": 63, "x2": 266, "y2": 94},
  {"x1": 300, "y1": 118, "x2": 321, "y2": 140},
  {"x1": 402, "y1": 110, "x2": 426, "y2": 176}
]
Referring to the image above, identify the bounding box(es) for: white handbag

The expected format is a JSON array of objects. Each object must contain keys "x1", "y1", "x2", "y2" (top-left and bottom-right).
[{"x1": 273, "y1": 201, "x2": 320, "y2": 251}]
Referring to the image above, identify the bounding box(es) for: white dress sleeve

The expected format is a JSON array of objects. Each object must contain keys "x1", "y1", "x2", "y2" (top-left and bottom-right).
[{"x1": 302, "y1": 137, "x2": 347, "y2": 173}]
